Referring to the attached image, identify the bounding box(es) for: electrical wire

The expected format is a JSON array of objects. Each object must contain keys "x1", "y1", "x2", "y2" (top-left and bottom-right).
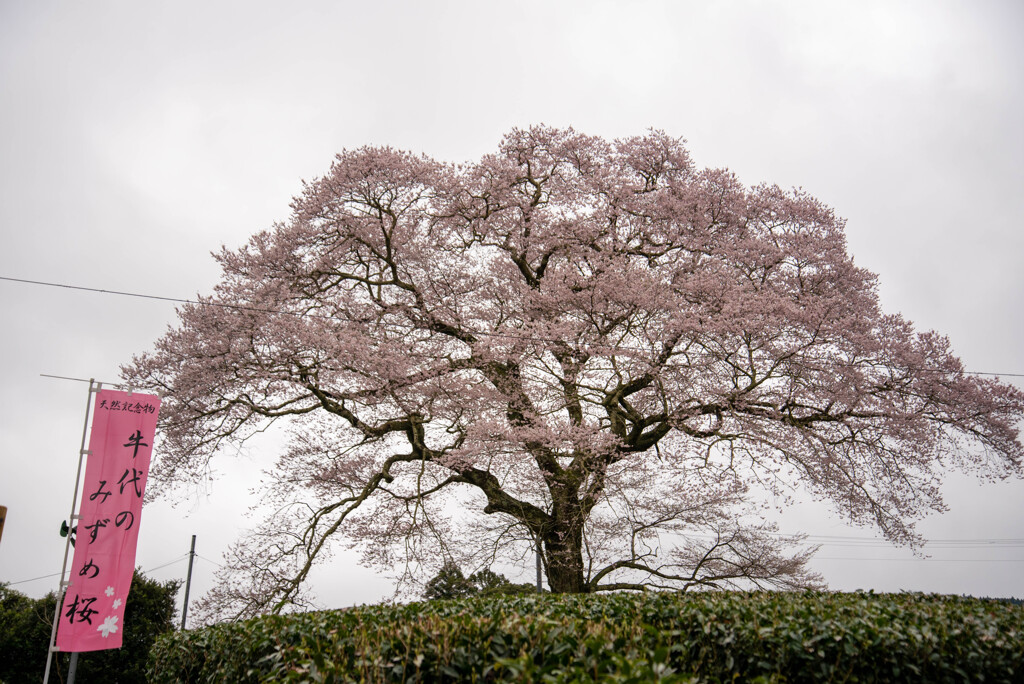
[
  {"x1": 679, "y1": 530, "x2": 1024, "y2": 549},
  {"x1": 3, "y1": 275, "x2": 1021, "y2": 378},
  {"x1": 10, "y1": 543, "x2": 1021, "y2": 588},
  {"x1": 194, "y1": 554, "x2": 224, "y2": 568},
  {"x1": 814, "y1": 557, "x2": 1024, "y2": 563},
  {"x1": 6, "y1": 274, "x2": 1023, "y2": 582},
  {"x1": 800, "y1": 535, "x2": 1024, "y2": 549},
  {"x1": 5, "y1": 554, "x2": 190, "y2": 587}
]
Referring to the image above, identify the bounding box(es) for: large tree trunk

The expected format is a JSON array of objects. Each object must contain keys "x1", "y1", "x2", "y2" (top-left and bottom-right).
[
  {"x1": 543, "y1": 530, "x2": 588, "y2": 593},
  {"x1": 542, "y1": 483, "x2": 590, "y2": 593}
]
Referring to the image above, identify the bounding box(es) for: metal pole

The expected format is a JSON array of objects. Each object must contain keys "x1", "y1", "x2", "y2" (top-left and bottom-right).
[
  {"x1": 66, "y1": 653, "x2": 79, "y2": 684},
  {"x1": 44, "y1": 380, "x2": 99, "y2": 684},
  {"x1": 181, "y1": 535, "x2": 197, "y2": 629}
]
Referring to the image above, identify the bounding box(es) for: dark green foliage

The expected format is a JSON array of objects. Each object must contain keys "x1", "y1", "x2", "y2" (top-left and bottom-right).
[
  {"x1": 0, "y1": 571, "x2": 180, "y2": 684},
  {"x1": 422, "y1": 562, "x2": 477, "y2": 600},
  {"x1": 423, "y1": 564, "x2": 535, "y2": 600},
  {"x1": 467, "y1": 568, "x2": 509, "y2": 595},
  {"x1": 0, "y1": 585, "x2": 49, "y2": 684},
  {"x1": 467, "y1": 569, "x2": 536, "y2": 597},
  {"x1": 147, "y1": 591, "x2": 1024, "y2": 683}
]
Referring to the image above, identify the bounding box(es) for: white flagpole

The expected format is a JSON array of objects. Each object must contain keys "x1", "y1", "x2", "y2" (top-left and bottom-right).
[{"x1": 43, "y1": 379, "x2": 101, "y2": 684}]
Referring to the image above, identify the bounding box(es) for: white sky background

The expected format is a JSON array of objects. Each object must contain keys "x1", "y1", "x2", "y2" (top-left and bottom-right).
[{"x1": 1, "y1": 0, "x2": 1022, "y2": 616}]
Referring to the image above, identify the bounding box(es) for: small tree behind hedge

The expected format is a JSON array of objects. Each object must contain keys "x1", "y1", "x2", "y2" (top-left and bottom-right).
[
  {"x1": 423, "y1": 562, "x2": 535, "y2": 600},
  {"x1": 422, "y1": 562, "x2": 476, "y2": 600},
  {"x1": 423, "y1": 561, "x2": 536, "y2": 597}
]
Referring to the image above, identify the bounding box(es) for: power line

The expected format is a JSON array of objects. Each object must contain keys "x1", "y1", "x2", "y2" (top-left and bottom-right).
[
  {"x1": 3, "y1": 274, "x2": 1022, "y2": 379},
  {"x1": 6, "y1": 554, "x2": 190, "y2": 587},
  {"x1": 815, "y1": 557, "x2": 1024, "y2": 563},
  {"x1": 800, "y1": 534, "x2": 1024, "y2": 546},
  {"x1": 799, "y1": 535, "x2": 1024, "y2": 549},
  {"x1": 0, "y1": 275, "x2": 298, "y2": 318},
  {"x1": 681, "y1": 530, "x2": 1024, "y2": 549},
  {"x1": 40, "y1": 373, "x2": 127, "y2": 388},
  {"x1": 5, "y1": 571, "x2": 66, "y2": 586},
  {"x1": 144, "y1": 555, "x2": 192, "y2": 573}
]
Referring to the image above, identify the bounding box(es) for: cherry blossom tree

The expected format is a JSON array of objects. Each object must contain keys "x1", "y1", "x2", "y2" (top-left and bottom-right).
[{"x1": 124, "y1": 127, "x2": 1024, "y2": 620}]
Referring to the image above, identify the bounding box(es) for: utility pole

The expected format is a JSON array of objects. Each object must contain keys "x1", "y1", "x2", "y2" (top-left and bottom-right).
[{"x1": 181, "y1": 535, "x2": 197, "y2": 629}]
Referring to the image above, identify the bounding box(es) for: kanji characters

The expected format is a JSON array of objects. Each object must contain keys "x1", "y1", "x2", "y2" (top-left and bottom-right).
[
  {"x1": 64, "y1": 595, "x2": 98, "y2": 625},
  {"x1": 123, "y1": 429, "x2": 149, "y2": 458},
  {"x1": 117, "y1": 468, "x2": 145, "y2": 498}
]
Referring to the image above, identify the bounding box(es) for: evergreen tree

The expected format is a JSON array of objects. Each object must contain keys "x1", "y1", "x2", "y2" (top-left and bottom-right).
[{"x1": 0, "y1": 571, "x2": 180, "y2": 684}]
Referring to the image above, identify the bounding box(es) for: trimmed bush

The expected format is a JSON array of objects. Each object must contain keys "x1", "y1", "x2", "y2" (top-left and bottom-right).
[{"x1": 148, "y1": 592, "x2": 1024, "y2": 683}]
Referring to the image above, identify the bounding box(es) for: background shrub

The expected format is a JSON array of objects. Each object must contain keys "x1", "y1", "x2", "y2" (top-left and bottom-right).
[{"x1": 0, "y1": 571, "x2": 180, "y2": 684}]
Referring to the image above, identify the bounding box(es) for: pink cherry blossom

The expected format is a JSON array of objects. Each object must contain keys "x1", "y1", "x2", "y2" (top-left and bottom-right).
[{"x1": 124, "y1": 127, "x2": 1023, "y2": 620}]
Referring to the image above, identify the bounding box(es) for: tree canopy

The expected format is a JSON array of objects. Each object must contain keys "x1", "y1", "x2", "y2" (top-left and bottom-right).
[{"x1": 125, "y1": 126, "x2": 1024, "y2": 620}]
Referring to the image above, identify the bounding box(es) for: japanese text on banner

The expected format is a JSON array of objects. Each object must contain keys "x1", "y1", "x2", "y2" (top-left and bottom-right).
[{"x1": 56, "y1": 390, "x2": 160, "y2": 652}]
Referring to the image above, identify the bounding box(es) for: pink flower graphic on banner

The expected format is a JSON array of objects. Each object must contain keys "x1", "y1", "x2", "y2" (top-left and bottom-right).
[{"x1": 97, "y1": 616, "x2": 119, "y2": 638}]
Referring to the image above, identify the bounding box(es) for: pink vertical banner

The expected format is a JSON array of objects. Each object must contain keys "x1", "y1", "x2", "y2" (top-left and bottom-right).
[{"x1": 56, "y1": 389, "x2": 161, "y2": 652}]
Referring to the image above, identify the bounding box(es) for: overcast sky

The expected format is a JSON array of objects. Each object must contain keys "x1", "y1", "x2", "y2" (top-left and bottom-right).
[{"x1": 2, "y1": 0, "x2": 1023, "y2": 616}]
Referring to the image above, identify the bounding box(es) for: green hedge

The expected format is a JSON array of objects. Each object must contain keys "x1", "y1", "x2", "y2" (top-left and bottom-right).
[{"x1": 148, "y1": 592, "x2": 1024, "y2": 683}]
